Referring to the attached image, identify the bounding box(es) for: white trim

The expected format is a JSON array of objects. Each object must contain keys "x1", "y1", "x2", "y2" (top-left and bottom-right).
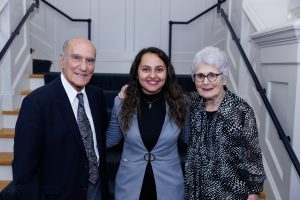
[
  {"x1": 251, "y1": 20, "x2": 300, "y2": 47},
  {"x1": 262, "y1": 154, "x2": 283, "y2": 200},
  {"x1": 242, "y1": 1, "x2": 265, "y2": 31},
  {"x1": 14, "y1": 27, "x2": 27, "y2": 64},
  {"x1": 12, "y1": 54, "x2": 31, "y2": 88},
  {"x1": 0, "y1": 0, "x2": 8, "y2": 12}
]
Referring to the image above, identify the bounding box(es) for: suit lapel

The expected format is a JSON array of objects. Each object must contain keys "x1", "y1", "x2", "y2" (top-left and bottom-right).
[
  {"x1": 53, "y1": 78, "x2": 86, "y2": 154},
  {"x1": 86, "y1": 86, "x2": 102, "y2": 153}
]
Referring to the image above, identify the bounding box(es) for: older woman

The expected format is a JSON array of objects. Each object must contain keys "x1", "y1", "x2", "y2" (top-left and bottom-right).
[{"x1": 184, "y1": 46, "x2": 265, "y2": 200}]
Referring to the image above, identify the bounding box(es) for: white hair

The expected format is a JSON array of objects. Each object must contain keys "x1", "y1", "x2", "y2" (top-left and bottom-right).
[{"x1": 191, "y1": 46, "x2": 229, "y2": 81}]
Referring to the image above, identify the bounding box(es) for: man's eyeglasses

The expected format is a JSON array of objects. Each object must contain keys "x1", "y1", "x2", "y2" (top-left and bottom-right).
[{"x1": 193, "y1": 73, "x2": 223, "y2": 82}]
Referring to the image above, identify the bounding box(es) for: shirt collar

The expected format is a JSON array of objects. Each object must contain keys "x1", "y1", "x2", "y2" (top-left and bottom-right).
[{"x1": 60, "y1": 73, "x2": 87, "y2": 104}]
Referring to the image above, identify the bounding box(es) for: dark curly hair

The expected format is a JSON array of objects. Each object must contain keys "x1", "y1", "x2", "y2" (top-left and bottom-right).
[{"x1": 120, "y1": 47, "x2": 187, "y2": 132}]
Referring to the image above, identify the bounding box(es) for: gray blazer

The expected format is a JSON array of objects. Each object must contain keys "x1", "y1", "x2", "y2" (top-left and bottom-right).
[{"x1": 107, "y1": 97, "x2": 185, "y2": 200}]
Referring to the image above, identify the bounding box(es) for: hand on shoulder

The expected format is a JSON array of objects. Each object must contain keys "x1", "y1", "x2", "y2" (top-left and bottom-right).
[{"x1": 118, "y1": 84, "x2": 128, "y2": 100}]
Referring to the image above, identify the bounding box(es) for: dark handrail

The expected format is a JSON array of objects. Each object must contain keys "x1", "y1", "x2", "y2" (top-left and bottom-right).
[
  {"x1": 35, "y1": 0, "x2": 39, "y2": 8},
  {"x1": 0, "y1": 0, "x2": 91, "y2": 63},
  {"x1": 0, "y1": 1, "x2": 39, "y2": 62},
  {"x1": 216, "y1": 1, "x2": 300, "y2": 177},
  {"x1": 41, "y1": 0, "x2": 91, "y2": 40},
  {"x1": 168, "y1": 0, "x2": 226, "y2": 59}
]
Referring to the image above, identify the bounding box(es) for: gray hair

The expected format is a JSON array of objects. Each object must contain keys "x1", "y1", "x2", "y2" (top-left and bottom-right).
[
  {"x1": 62, "y1": 37, "x2": 96, "y2": 57},
  {"x1": 191, "y1": 46, "x2": 229, "y2": 81},
  {"x1": 62, "y1": 40, "x2": 69, "y2": 56}
]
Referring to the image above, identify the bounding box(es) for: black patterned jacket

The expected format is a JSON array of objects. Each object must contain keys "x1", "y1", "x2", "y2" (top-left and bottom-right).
[{"x1": 184, "y1": 88, "x2": 266, "y2": 200}]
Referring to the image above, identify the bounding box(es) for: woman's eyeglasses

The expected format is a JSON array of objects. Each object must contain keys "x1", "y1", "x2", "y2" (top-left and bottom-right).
[{"x1": 193, "y1": 73, "x2": 223, "y2": 82}]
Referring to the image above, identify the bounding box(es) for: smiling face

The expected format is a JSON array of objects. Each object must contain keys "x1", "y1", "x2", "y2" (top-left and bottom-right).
[
  {"x1": 194, "y1": 63, "x2": 227, "y2": 102},
  {"x1": 60, "y1": 38, "x2": 96, "y2": 91},
  {"x1": 137, "y1": 52, "x2": 167, "y2": 94}
]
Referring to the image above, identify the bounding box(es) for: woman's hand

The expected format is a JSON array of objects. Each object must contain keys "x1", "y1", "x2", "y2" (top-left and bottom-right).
[
  {"x1": 247, "y1": 194, "x2": 259, "y2": 200},
  {"x1": 118, "y1": 84, "x2": 128, "y2": 100}
]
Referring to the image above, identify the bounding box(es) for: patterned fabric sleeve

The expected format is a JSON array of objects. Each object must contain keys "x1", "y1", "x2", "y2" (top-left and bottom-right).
[
  {"x1": 106, "y1": 97, "x2": 123, "y2": 148},
  {"x1": 240, "y1": 106, "x2": 266, "y2": 193},
  {"x1": 181, "y1": 98, "x2": 191, "y2": 144},
  {"x1": 176, "y1": 94, "x2": 190, "y2": 144}
]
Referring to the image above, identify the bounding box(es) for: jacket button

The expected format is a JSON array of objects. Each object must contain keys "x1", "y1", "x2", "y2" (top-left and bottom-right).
[{"x1": 83, "y1": 187, "x2": 87, "y2": 191}]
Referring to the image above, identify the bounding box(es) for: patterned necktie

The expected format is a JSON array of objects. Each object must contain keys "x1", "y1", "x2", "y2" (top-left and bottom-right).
[{"x1": 76, "y1": 93, "x2": 99, "y2": 184}]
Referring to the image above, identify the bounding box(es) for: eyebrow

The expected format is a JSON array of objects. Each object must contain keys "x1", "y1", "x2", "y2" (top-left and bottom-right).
[
  {"x1": 141, "y1": 65, "x2": 165, "y2": 68},
  {"x1": 70, "y1": 53, "x2": 95, "y2": 60}
]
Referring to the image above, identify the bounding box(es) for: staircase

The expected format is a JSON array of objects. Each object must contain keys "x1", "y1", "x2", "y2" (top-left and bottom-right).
[
  {"x1": 0, "y1": 57, "x2": 49, "y2": 192},
  {"x1": 0, "y1": 74, "x2": 45, "y2": 192}
]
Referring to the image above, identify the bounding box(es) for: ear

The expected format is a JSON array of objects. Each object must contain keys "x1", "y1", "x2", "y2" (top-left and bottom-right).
[{"x1": 60, "y1": 54, "x2": 65, "y2": 69}]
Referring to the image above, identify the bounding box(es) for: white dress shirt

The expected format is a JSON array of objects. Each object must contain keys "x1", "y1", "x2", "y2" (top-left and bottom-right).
[{"x1": 60, "y1": 73, "x2": 99, "y2": 161}]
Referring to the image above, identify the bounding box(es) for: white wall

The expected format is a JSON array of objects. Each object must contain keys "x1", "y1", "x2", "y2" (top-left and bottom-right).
[
  {"x1": 251, "y1": 21, "x2": 300, "y2": 200},
  {"x1": 30, "y1": 0, "x2": 226, "y2": 74},
  {"x1": 288, "y1": 0, "x2": 300, "y2": 19},
  {"x1": 243, "y1": 0, "x2": 290, "y2": 30},
  {"x1": 228, "y1": 0, "x2": 300, "y2": 199}
]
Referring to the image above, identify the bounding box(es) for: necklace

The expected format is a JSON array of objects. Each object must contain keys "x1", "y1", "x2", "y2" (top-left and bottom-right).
[{"x1": 142, "y1": 95, "x2": 162, "y2": 109}]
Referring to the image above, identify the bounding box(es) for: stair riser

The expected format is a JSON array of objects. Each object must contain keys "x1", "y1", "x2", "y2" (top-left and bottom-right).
[
  {"x1": 0, "y1": 166, "x2": 12, "y2": 180},
  {"x1": 21, "y1": 95, "x2": 26, "y2": 102},
  {"x1": 3, "y1": 115, "x2": 17, "y2": 129},
  {"x1": 0, "y1": 138, "x2": 14, "y2": 152},
  {"x1": 30, "y1": 78, "x2": 44, "y2": 90}
]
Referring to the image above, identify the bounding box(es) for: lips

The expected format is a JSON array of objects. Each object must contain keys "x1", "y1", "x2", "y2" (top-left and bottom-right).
[
  {"x1": 201, "y1": 87, "x2": 213, "y2": 91},
  {"x1": 146, "y1": 80, "x2": 159, "y2": 85},
  {"x1": 75, "y1": 72, "x2": 88, "y2": 77}
]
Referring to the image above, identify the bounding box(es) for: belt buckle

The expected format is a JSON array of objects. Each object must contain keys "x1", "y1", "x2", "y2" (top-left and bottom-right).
[{"x1": 144, "y1": 152, "x2": 155, "y2": 161}]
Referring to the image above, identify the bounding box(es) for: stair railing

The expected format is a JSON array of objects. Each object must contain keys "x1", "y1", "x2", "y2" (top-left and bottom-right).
[
  {"x1": 168, "y1": 0, "x2": 226, "y2": 60},
  {"x1": 0, "y1": 0, "x2": 92, "y2": 63},
  {"x1": 0, "y1": 0, "x2": 39, "y2": 62},
  {"x1": 41, "y1": 0, "x2": 91, "y2": 40},
  {"x1": 216, "y1": 0, "x2": 300, "y2": 177},
  {"x1": 168, "y1": 0, "x2": 300, "y2": 177}
]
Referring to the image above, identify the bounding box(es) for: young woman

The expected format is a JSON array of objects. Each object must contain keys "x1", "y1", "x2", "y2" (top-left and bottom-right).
[{"x1": 106, "y1": 47, "x2": 188, "y2": 200}]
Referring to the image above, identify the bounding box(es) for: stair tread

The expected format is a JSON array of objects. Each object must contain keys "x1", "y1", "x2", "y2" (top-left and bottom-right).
[
  {"x1": 0, "y1": 180, "x2": 11, "y2": 192},
  {"x1": 0, "y1": 152, "x2": 13, "y2": 165},
  {"x1": 0, "y1": 128, "x2": 15, "y2": 138},
  {"x1": 2, "y1": 110, "x2": 19, "y2": 115},
  {"x1": 259, "y1": 191, "x2": 265, "y2": 199},
  {"x1": 29, "y1": 74, "x2": 44, "y2": 78},
  {"x1": 20, "y1": 90, "x2": 32, "y2": 95}
]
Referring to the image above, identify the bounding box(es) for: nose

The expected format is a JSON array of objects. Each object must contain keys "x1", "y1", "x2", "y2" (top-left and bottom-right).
[
  {"x1": 149, "y1": 70, "x2": 156, "y2": 78},
  {"x1": 203, "y1": 76, "x2": 210, "y2": 84},
  {"x1": 79, "y1": 59, "x2": 87, "y2": 71}
]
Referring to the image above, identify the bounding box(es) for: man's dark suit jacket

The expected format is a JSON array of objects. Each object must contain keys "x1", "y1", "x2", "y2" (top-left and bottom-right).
[{"x1": 12, "y1": 77, "x2": 108, "y2": 200}]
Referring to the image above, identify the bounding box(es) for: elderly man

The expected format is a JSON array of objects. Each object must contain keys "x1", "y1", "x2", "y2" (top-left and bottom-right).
[{"x1": 13, "y1": 37, "x2": 108, "y2": 200}]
